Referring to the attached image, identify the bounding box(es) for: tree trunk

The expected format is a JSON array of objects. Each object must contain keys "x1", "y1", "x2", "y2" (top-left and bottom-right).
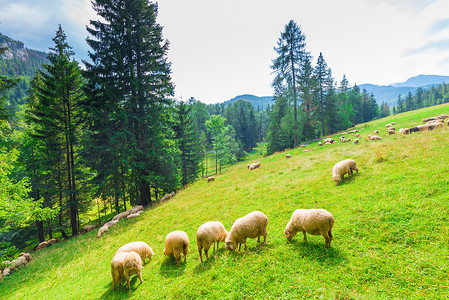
[
  {"x1": 140, "y1": 179, "x2": 151, "y2": 206},
  {"x1": 36, "y1": 220, "x2": 45, "y2": 243}
]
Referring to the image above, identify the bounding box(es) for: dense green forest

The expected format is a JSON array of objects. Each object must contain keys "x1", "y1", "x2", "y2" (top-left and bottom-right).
[
  {"x1": 1, "y1": 0, "x2": 449, "y2": 261},
  {"x1": 394, "y1": 84, "x2": 449, "y2": 115}
]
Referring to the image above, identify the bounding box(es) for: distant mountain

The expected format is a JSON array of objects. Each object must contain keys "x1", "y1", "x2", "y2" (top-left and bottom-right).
[
  {"x1": 360, "y1": 74, "x2": 449, "y2": 107},
  {"x1": 224, "y1": 94, "x2": 273, "y2": 110},
  {"x1": 0, "y1": 32, "x2": 49, "y2": 110},
  {"x1": 392, "y1": 75, "x2": 449, "y2": 88}
]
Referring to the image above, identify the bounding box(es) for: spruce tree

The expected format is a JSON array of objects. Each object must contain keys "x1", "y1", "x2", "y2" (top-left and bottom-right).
[
  {"x1": 271, "y1": 20, "x2": 307, "y2": 148},
  {"x1": 26, "y1": 25, "x2": 84, "y2": 236},
  {"x1": 173, "y1": 101, "x2": 202, "y2": 186},
  {"x1": 84, "y1": 0, "x2": 175, "y2": 206}
]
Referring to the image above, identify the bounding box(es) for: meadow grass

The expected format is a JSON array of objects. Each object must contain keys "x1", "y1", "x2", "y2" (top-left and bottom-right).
[{"x1": 1, "y1": 104, "x2": 449, "y2": 299}]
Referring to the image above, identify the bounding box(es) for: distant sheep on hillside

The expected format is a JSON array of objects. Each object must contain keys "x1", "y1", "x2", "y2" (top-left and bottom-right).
[
  {"x1": 207, "y1": 176, "x2": 215, "y2": 182},
  {"x1": 285, "y1": 154, "x2": 293, "y2": 159},
  {"x1": 332, "y1": 159, "x2": 358, "y2": 185}
]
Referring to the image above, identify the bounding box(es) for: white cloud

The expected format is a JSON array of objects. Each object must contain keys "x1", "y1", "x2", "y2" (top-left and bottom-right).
[{"x1": 1, "y1": 0, "x2": 449, "y2": 103}]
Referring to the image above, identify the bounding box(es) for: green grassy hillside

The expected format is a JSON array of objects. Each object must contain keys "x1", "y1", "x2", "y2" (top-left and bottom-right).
[{"x1": 2, "y1": 104, "x2": 449, "y2": 299}]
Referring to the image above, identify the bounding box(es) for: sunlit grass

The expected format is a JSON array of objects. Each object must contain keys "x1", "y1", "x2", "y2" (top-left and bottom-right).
[{"x1": 2, "y1": 103, "x2": 449, "y2": 299}]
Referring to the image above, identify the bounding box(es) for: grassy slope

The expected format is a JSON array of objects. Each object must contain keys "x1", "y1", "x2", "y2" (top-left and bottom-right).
[{"x1": 2, "y1": 104, "x2": 449, "y2": 299}]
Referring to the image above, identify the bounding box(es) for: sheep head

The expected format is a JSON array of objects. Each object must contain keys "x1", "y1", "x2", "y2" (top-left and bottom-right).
[{"x1": 225, "y1": 241, "x2": 235, "y2": 251}]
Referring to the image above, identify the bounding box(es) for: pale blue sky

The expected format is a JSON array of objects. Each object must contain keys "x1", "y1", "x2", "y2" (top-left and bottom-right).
[{"x1": 1, "y1": 0, "x2": 448, "y2": 103}]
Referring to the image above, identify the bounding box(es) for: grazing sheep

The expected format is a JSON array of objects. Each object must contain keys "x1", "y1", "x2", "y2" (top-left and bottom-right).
[
  {"x1": 417, "y1": 124, "x2": 428, "y2": 131},
  {"x1": 355, "y1": 133, "x2": 360, "y2": 137},
  {"x1": 47, "y1": 238, "x2": 58, "y2": 246},
  {"x1": 284, "y1": 209, "x2": 335, "y2": 249},
  {"x1": 373, "y1": 130, "x2": 379, "y2": 134},
  {"x1": 82, "y1": 225, "x2": 98, "y2": 233},
  {"x1": 225, "y1": 211, "x2": 268, "y2": 252},
  {"x1": 324, "y1": 142, "x2": 331, "y2": 145},
  {"x1": 164, "y1": 231, "x2": 190, "y2": 266},
  {"x1": 370, "y1": 135, "x2": 382, "y2": 141},
  {"x1": 422, "y1": 117, "x2": 436, "y2": 122},
  {"x1": 112, "y1": 211, "x2": 131, "y2": 221},
  {"x1": 111, "y1": 252, "x2": 128, "y2": 290},
  {"x1": 126, "y1": 213, "x2": 141, "y2": 219},
  {"x1": 123, "y1": 252, "x2": 143, "y2": 290},
  {"x1": 303, "y1": 149, "x2": 309, "y2": 152},
  {"x1": 391, "y1": 122, "x2": 397, "y2": 125},
  {"x1": 19, "y1": 253, "x2": 32, "y2": 263},
  {"x1": 285, "y1": 154, "x2": 293, "y2": 159},
  {"x1": 129, "y1": 205, "x2": 144, "y2": 215},
  {"x1": 386, "y1": 127, "x2": 395, "y2": 132},
  {"x1": 346, "y1": 138, "x2": 351, "y2": 142},
  {"x1": 385, "y1": 124, "x2": 392, "y2": 127},
  {"x1": 387, "y1": 129, "x2": 396, "y2": 135},
  {"x1": 161, "y1": 192, "x2": 175, "y2": 202},
  {"x1": 12, "y1": 256, "x2": 28, "y2": 268},
  {"x1": 347, "y1": 129, "x2": 359, "y2": 134},
  {"x1": 399, "y1": 128, "x2": 409, "y2": 134},
  {"x1": 409, "y1": 126, "x2": 419, "y2": 133},
  {"x1": 331, "y1": 159, "x2": 358, "y2": 185},
  {"x1": 300, "y1": 144, "x2": 307, "y2": 148},
  {"x1": 115, "y1": 241, "x2": 154, "y2": 264},
  {"x1": 339, "y1": 136, "x2": 345, "y2": 142},
  {"x1": 2, "y1": 268, "x2": 10, "y2": 277},
  {"x1": 353, "y1": 139, "x2": 359, "y2": 144},
  {"x1": 207, "y1": 176, "x2": 215, "y2": 182},
  {"x1": 447, "y1": 119, "x2": 449, "y2": 126},
  {"x1": 97, "y1": 225, "x2": 109, "y2": 237},
  {"x1": 249, "y1": 162, "x2": 261, "y2": 170},
  {"x1": 105, "y1": 220, "x2": 120, "y2": 227},
  {"x1": 196, "y1": 221, "x2": 228, "y2": 263},
  {"x1": 438, "y1": 114, "x2": 449, "y2": 119},
  {"x1": 36, "y1": 241, "x2": 47, "y2": 251}
]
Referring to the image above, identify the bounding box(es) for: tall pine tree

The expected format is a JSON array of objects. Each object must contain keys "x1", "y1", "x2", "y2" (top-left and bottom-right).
[
  {"x1": 271, "y1": 20, "x2": 306, "y2": 148},
  {"x1": 84, "y1": 0, "x2": 175, "y2": 206}
]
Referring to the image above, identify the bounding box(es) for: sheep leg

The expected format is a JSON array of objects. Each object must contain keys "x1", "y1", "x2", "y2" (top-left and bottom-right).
[
  {"x1": 257, "y1": 236, "x2": 260, "y2": 242},
  {"x1": 322, "y1": 231, "x2": 331, "y2": 249},
  {"x1": 238, "y1": 243, "x2": 241, "y2": 252},
  {"x1": 263, "y1": 233, "x2": 267, "y2": 244},
  {"x1": 302, "y1": 231, "x2": 307, "y2": 243},
  {"x1": 205, "y1": 249, "x2": 209, "y2": 260},
  {"x1": 199, "y1": 249, "x2": 203, "y2": 263},
  {"x1": 138, "y1": 270, "x2": 143, "y2": 283},
  {"x1": 216, "y1": 241, "x2": 219, "y2": 251},
  {"x1": 175, "y1": 254, "x2": 181, "y2": 266}
]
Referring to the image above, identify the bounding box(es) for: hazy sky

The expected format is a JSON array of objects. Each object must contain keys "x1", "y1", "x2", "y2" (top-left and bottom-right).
[{"x1": 1, "y1": 0, "x2": 449, "y2": 103}]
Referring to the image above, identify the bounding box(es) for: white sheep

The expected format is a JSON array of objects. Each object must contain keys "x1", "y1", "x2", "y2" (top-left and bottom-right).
[
  {"x1": 104, "y1": 220, "x2": 119, "y2": 227},
  {"x1": 129, "y1": 205, "x2": 144, "y2": 215},
  {"x1": 111, "y1": 251, "x2": 128, "y2": 290},
  {"x1": 285, "y1": 154, "x2": 293, "y2": 159},
  {"x1": 331, "y1": 159, "x2": 358, "y2": 185},
  {"x1": 370, "y1": 135, "x2": 382, "y2": 141},
  {"x1": 112, "y1": 211, "x2": 131, "y2": 221},
  {"x1": 115, "y1": 241, "x2": 154, "y2": 264},
  {"x1": 417, "y1": 124, "x2": 428, "y2": 131},
  {"x1": 207, "y1": 176, "x2": 215, "y2": 182},
  {"x1": 300, "y1": 144, "x2": 307, "y2": 148},
  {"x1": 391, "y1": 122, "x2": 397, "y2": 125},
  {"x1": 123, "y1": 251, "x2": 143, "y2": 290},
  {"x1": 318, "y1": 142, "x2": 323, "y2": 146},
  {"x1": 353, "y1": 139, "x2": 359, "y2": 144},
  {"x1": 355, "y1": 133, "x2": 360, "y2": 137},
  {"x1": 18, "y1": 253, "x2": 32, "y2": 263},
  {"x1": 249, "y1": 162, "x2": 261, "y2": 170},
  {"x1": 196, "y1": 221, "x2": 228, "y2": 263},
  {"x1": 47, "y1": 238, "x2": 58, "y2": 246},
  {"x1": 164, "y1": 231, "x2": 190, "y2": 266},
  {"x1": 387, "y1": 129, "x2": 396, "y2": 135},
  {"x1": 82, "y1": 225, "x2": 98, "y2": 233},
  {"x1": 284, "y1": 209, "x2": 335, "y2": 249},
  {"x1": 97, "y1": 225, "x2": 109, "y2": 237},
  {"x1": 126, "y1": 213, "x2": 141, "y2": 219},
  {"x1": 373, "y1": 130, "x2": 379, "y2": 134},
  {"x1": 36, "y1": 241, "x2": 47, "y2": 251},
  {"x1": 225, "y1": 211, "x2": 268, "y2": 252}
]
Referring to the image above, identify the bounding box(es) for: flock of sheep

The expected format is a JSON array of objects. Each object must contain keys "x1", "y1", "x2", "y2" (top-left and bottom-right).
[
  {"x1": 110, "y1": 209, "x2": 334, "y2": 290},
  {"x1": 2, "y1": 113, "x2": 448, "y2": 290}
]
